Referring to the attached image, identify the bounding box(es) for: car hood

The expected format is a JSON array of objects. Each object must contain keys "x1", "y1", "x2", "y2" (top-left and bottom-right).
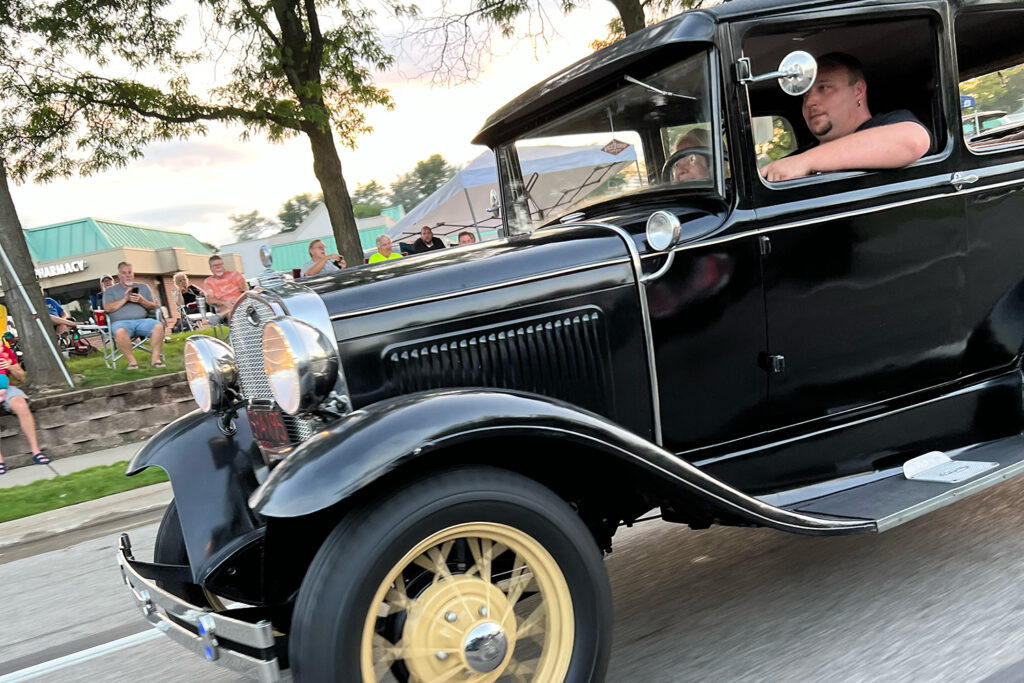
[{"x1": 301, "y1": 225, "x2": 635, "y2": 326}]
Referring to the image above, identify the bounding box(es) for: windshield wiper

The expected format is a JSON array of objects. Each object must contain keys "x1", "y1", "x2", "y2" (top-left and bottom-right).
[{"x1": 624, "y1": 75, "x2": 697, "y2": 100}]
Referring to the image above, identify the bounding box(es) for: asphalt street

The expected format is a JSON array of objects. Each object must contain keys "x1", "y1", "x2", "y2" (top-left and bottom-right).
[{"x1": 2, "y1": 475, "x2": 1023, "y2": 682}]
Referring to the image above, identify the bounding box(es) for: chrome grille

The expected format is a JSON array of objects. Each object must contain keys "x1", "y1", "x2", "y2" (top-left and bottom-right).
[{"x1": 230, "y1": 295, "x2": 319, "y2": 443}]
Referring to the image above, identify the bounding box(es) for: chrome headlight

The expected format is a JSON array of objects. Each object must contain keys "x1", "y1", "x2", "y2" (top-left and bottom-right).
[
  {"x1": 262, "y1": 317, "x2": 339, "y2": 415},
  {"x1": 184, "y1": 336, "x2": 238, "y2": 412},
  {"x1": 646, "y1": 210, "x2": 682, "y2": 251}
]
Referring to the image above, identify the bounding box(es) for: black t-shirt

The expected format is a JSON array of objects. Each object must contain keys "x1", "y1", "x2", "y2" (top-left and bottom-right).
[
  {"x1": 181, "y1": 284, "x2": 203, "y2": 305},
  {"x1": 856, "y1": 109, "x2": 933, "y2": 149},
  {"x1": 412, "y1": 237, "x2": 447, "y2": 254},
  {"x1": 795, "y1": 109, "x2": 932, "y2": 157}
]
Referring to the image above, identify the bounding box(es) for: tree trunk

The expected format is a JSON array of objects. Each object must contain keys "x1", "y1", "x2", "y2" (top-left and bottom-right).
[
  {"x1": 608, "y1": 0, "x2": 646, "y2": 34},
  {"x1": 0, "y1": 160, "x2": 69, "y2": 392},
  {"x1": 302, "y1": 125, "x2": 365, "y2": 266}
]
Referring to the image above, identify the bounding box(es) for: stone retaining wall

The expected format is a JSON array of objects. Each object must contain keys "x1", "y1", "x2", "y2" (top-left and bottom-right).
[{"x1": 1, "y1": 372, "x2": 194, "y2": 468}]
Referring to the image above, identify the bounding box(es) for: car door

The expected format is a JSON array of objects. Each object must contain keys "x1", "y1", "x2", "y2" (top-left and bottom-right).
[
  {"x1": 737, "y1": 6, "x2": 970, "y2": 433},
  {"x1": 953, "y1": 6, "x2": 1024, "y2": 377}
]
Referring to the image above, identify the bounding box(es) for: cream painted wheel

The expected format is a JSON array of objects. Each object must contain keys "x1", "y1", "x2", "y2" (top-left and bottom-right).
[
  {"x1": 360, "y1": 522, "x2": 574, "y2": 682},
  {"x1": 289, "y1": 466, "x2": 612, "y2": 683}
]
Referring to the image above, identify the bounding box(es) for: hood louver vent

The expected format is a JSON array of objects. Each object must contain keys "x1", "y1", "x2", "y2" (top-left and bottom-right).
[{"x1": 385, "y1": 308, "x2": 613, "y2": 415}]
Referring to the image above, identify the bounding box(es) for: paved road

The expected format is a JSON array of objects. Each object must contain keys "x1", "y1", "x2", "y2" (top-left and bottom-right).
[{"x1": 2, "y1": 477, "x2": 1023, "y2": 682}]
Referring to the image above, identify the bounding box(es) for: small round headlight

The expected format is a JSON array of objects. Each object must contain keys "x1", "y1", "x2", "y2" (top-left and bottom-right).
[
  {"x1": 184, "y1": 336, "x2": 238, "y2": 412},
  {"x1": 262, "y1": 317, "x2": 339, "y2": 415},
  {"x1": 646, "y1": 210, "x2": 682, "y2": 252}
]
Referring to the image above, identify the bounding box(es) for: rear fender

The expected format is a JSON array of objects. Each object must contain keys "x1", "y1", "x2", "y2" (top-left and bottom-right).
[
  {"x1": 249, "y1": 390, "x2": 873, "y2": 536},
  {"x1": 129, "y1": 409, "x2": 263, "y2": 580}
]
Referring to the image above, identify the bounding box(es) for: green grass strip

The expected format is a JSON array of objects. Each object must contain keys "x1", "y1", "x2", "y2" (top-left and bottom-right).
[
  {"x1": 0, "y1": 461, "x2": 168, "y2": 524},
  {"x1": 65, "y1": 328, "x2": 218, "y2": 390}
]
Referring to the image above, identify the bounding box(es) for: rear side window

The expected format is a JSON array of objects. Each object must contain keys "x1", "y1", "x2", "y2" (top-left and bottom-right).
[{"x1": 956, "y1": 9, "x2": 1024, "y2": 152}]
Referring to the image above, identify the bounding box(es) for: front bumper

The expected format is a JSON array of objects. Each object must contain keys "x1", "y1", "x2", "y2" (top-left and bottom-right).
[{"x1": 117, "y1": 533, "x2": 282, "y2": 683}]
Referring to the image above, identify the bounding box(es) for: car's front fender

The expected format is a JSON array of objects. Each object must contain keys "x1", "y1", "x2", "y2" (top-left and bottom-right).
[
  {"x1": 249, "y1": 389, "x2": 874, "y2": 536},
  {"x1": 129, "y1": 409, "x2": 264, "y2": 580}
]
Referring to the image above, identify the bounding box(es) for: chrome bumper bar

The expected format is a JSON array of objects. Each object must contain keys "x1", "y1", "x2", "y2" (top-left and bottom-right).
[{"x1": 117, "y1": 533, "x2": 281, "y2": 683}]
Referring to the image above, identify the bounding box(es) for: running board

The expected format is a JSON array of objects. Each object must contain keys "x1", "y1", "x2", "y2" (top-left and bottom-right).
[{"x1": 783, "y1": 436, "x2": 1024, "y2": 532}]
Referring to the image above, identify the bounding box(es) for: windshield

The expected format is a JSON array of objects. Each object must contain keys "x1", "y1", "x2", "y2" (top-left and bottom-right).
[{"x1": 501, "y1": 51, "x2": 714, "y2": 233}]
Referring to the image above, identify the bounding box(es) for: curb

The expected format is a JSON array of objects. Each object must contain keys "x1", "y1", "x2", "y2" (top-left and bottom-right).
[{"x1": 0, "y1": 482, "x2": 172, "y2": 552}]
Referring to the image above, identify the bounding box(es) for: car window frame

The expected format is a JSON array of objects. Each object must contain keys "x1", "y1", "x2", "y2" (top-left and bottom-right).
[
  {"x1": 730, "y1": 4, "x2": 955, "y2": 201},
  {"x1": 495, "y1": 45, "x2": 730, "y2": 235},
  {"x1": 954, "y1": 7, "x2": 1024, "y2": 159}
]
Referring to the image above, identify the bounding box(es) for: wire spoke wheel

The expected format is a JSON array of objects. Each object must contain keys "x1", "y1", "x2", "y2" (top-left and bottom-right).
[
  {"x1": 289, "y1": 467, "x2": 611, "y2": 683},
  {"x1": 362, "y1": 523, "x2": 574, "y2": 682}
]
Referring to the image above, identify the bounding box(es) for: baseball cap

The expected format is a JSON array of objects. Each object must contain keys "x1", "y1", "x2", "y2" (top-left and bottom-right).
[{"x1": 99, "y1": 274, "x2": 113, "y2": 283}]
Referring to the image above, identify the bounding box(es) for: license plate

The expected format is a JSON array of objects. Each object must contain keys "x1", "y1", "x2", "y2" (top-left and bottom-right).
[{"x1": 247, "y1": 409, "x2": 290, "y2": 454}]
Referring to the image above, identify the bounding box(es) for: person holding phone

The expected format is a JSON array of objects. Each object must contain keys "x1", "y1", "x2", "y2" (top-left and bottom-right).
[
  {"x1": 102, "y1": 261, "x2": 165, "y2": 370},
  {"x1": 300, "y1": 239, "x2": 346, "y2": 277}
]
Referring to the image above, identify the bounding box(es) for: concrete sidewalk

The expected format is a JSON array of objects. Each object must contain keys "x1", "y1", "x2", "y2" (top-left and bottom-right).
[
  {"x1": 0, "y1": 442, "x2": 173, "y2": 551},
  {"x1": 0, "y1": 442, "x2": 144, "y2": 488}
]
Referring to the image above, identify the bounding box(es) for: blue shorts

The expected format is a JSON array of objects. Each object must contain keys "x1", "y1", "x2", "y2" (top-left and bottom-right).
[
  {"x1": 111, "y1": 318, "x2": 161, "y2": 338},
  {"x1": 2, "y1": 385, "x2": 27, "y2": 412}
]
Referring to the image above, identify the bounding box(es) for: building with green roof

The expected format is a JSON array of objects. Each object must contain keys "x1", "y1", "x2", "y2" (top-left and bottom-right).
[{"x1": 17, "y1": 217, "x2": 239, "y2": 324}]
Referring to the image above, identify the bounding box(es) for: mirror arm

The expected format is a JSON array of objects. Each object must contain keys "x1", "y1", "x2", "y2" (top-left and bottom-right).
[{"x1": 641, "y1": 251, "x2": 677, "y2": 285}]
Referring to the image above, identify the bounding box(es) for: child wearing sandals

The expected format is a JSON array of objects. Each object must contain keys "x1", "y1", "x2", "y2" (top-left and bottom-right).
[{"x1": 0, "y1": 343, "x2": 50, "y2": 475}]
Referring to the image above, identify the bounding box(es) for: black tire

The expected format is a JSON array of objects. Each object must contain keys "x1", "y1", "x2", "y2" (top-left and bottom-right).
[
  {"x1": 154, "y1": 500, "x2": 209, "y2": 606},
  {"x1": 290, "y1": 466, "x2": 613, "y2": 683}
]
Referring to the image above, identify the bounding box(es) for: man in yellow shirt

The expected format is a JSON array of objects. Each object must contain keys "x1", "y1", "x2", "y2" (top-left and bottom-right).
[{"x1": 369, "y1": 235, "x2": 403, "y2": 264}]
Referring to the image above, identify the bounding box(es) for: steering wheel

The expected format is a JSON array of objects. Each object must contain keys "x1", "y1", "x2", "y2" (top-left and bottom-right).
[{"x1": 661, "y1": 146, "x2": 713, "y2": 183}]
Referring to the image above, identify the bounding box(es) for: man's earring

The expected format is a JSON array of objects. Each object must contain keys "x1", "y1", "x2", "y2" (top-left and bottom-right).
[{"x1": 857, "y1": 100, "x2": 862, "y2": 106}]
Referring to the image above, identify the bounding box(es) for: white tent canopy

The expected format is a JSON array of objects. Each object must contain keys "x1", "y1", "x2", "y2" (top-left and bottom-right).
[{"x1": 387, "y1": 143, "x2": 639, "y2": 244}]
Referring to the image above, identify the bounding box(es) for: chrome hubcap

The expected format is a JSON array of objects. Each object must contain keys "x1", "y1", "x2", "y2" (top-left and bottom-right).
[{"x1": 464, "y1": 622, "x2": 509, "y2": 673}]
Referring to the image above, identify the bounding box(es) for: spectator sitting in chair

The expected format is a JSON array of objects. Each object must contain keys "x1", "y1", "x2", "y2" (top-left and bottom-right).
[
  {"x1": 300, "y1": 239, "x2": 346, "y2": 277},
  {"x1": 172, "y1": 272, "x2": 207, "y2": 333},
  {"x1": 369, "y1": 235, "x2": 403, "y2": 263},
  {"x1": 45, "y1": 296, "x2": 78, "y2": 335},
  {"x1": 411, "y1": 226, "x2": 447, "y2": 254},
  {"x1": 203, "y1": 255, "x2": 249, "y2": 322},
  {"x1": 103, "y1": 261, "x2": 165, "y2": 370},
  {"x1": 90, "y1": 274, "x2": 114, "y2": 310},
  {"x1": 0, "y1": 345, "x2": 51, "y2": 475}
]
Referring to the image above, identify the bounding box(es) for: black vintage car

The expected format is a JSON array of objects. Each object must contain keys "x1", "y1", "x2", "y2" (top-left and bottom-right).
[{"x1": 117, "y1": 0, "x2": 1024, "y2": 680}]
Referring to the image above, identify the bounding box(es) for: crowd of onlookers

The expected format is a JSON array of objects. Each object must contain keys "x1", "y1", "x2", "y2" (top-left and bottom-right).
[
  {"x1": 0, "y1": 228, "x2": 481, "y2": 473},
  {"x1": 31, "y1": 227, "x2": 477, "y2": 374},
  {"x1": 302, "y1": 226, "x2": 477, "y2": 275}
]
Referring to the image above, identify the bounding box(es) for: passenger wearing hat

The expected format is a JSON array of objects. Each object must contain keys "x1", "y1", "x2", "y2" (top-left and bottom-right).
[{"x1": 91, "y1": 274, "x2": 114, "y2": 310}]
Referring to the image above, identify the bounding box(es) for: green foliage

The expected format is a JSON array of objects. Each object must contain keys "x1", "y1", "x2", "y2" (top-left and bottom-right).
[
  {"x1": 352, "y1": 203, "x2": 381, "y2": 218},
  {"x1": 0, "y1": 0, "x2": 397, "y2": 183},
  {"x1": 0, "y1": 0, "x2": 207, "y2": 183},
  {"x1": 278, "y1": 192, "x2": 322, "y2": 231},
  {"x1": 229, "y1": 209, "x2": 278, "y2": 241},
  {"x1": 756, "y1": 116, "x2": 797, "y2": 166},
  {"x1": 590, "y1": 0, "x2": 710, "y2": 51},
  {"x1": 352, "y1": 179, "x2": 389, "y2": 206},
  {"x1": 389, "y1": 153, "x2": 455, "y2": 212},
  {"x1": 0, "y1": 460, "x2": 168, "y2": 523},
  {"x1": 351, "y1": 179, "x2": 388, "y2": 217},
  {"x1": 960, "y1": 64, "x2": 1024, "y2": 117}
]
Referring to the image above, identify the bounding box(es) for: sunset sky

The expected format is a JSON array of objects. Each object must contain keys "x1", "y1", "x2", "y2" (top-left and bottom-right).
[{"x1": 8, "y1": 3, "x2": 618, "y2": 247}]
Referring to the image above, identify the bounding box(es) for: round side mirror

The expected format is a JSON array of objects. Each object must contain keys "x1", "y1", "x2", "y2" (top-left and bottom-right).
[{"x1": 778, "y1": 51, "x2": 817, "y2": 96}]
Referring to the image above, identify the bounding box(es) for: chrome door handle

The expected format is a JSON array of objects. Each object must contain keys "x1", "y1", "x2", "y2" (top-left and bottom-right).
[{"x1": 951, "y1": 172, "x2": 980, "y2": 189}]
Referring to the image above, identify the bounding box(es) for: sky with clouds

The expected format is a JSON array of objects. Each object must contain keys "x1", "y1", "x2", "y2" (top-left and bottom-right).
[{"x1": 8, "y1": 2, "x2": 618, "y2": 247}]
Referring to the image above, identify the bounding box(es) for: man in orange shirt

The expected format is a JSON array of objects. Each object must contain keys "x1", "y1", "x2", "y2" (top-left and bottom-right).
[{"x1": 203, "y1": 255, "x2": 249, "y2": 321}]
